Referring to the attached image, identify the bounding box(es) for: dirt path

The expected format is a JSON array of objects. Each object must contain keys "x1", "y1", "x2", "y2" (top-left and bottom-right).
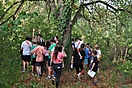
[{"x1": 12, "y1": 65, "x2": 132, "y2": 88}]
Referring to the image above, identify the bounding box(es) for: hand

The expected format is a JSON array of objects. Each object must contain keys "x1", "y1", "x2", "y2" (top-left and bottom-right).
[
  {"x1": 62, "y1": 47, "x2": 64, "y2": 51},
  {"x1": 71, "y1": 60, "x2": 73, "y2": 63},
  {"x1": 62, "y1": 63, "x2": 64, "y2": 68}
]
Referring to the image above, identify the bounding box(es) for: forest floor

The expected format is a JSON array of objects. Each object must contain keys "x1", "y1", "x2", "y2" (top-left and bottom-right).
[{"x1": 12, "y1": 65, "x2": 132, "y2": 88}]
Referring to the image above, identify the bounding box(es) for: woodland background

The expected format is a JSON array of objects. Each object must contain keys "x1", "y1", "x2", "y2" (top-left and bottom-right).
[{"x1": 0, "y1": 0, "x2": 132, "y2": 88}]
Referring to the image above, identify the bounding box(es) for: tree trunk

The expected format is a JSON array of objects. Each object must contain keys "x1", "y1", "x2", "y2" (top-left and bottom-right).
[
  {"x1": 120, "y1": 48, "x2": 123, "y2": 61},
  {"x1": 124, "y1": 47, "x2": 128, "y2": 61},
  {"x1": 113, "y1": 44, "x2": 117, "y2": 63},
  {"x1": 63, "y1": 24, "x2": 72, "y2": 70}
]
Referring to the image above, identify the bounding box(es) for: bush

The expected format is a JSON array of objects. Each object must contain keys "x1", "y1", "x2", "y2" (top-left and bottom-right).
[{"x1": 118, "y1": 60, "x2": 132, "y2": 83}]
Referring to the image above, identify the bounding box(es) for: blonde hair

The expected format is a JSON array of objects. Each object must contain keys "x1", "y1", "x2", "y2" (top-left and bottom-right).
[{"x1": 94, "y1": 45, "x2": 99, "y2": 49}]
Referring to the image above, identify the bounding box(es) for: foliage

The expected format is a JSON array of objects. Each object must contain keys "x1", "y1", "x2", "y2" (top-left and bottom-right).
[
  {"x1": 0, "y1": 0, "x2": 132, "y2": 87},
  {"x1": 57, "y1": 4, "x2": 72, "y2": 41},
  {"x1": 118, "y1": 61, "x2": 132, "y2": 82},
  {"x1": 0, "y1": 22, "x2": 22, "y2": 88}
]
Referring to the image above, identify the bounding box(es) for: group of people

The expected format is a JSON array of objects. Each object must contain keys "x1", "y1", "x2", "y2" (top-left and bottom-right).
[
  {"x1": 20, "y1": 34, "x2": 101, "y2": 88},
  {"x1": 71, "y1": 37, "x2": 101, "y2": 85},
  {"x1": 20, "y1": 34, "x2": 66, "y2": 88}
]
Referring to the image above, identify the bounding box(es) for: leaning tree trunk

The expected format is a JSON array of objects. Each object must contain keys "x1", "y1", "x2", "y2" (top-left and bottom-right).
[
  {"x1": 57, "y1": 3, "x2": 72, "y2": 70},
  {"x1": 63, "y1": 24, "x2": 72, "y2": 70}
]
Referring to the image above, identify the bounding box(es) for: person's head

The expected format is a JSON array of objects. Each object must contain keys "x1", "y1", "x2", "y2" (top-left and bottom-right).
[
  {"x1": 71, "y1": 38, "x2": 74, "y2": 42},
  {"x1": 32, "y1": 39, "x2": 37, "y2": 45},
  {"x1": 26, "y1": 36, "x2": 31, "y2": 41},
  {"x1": 89, "y1": 45, "x2": 92, "y2": 49},
  {"x1": 56, "y1": 44, "x2": 63, "y2": 52},
  {"x1": 86, "y1": 43, "x2": 90, "y2": 48},
  {"x1": 53, "y1": 43, "x2": 63, "y2": 60},
  {"x1": 50, "y1": 39, "x2": 56, "y2": 45},
  {"x1": 37, "y1": 34, "x2": 42, "y2": 39},
  {"x1": 79, "y1": 43, "x2": 85, "y2": 51},
  {"x1": 94, "y1": 44, "x2": 99, "y2": 50},
  {"x1": 45, "y1": 41, "x2": 50, "y2": 49},
  {"x1": 92, "y1": 50, "x2": 97, "y2": 56},
  {"x1": 75, "y1": 37, "x2": 79, "y2": 41}
]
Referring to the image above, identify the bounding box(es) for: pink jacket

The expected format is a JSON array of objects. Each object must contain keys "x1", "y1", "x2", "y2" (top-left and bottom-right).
[{"x1": 31, "y1": 46, "x2": 45, "y2": 62}]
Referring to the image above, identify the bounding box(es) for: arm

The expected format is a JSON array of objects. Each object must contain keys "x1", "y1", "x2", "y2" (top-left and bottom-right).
[
  {"x1": 90, "y1": 62, "x2": 95, "y2": 71},
  {"x1": 63, "y1": 51, "x2": 67, "y2": 58},
  {"x1": 71, "y1": 56, "x2": 74, "y2": 63},
  {"x1": 62, "y1": 47, "x2": 67, "y2": 58},
  {"x1": 30, "y1": 47, "x2": 37, "y2": 54},
  {"x1": 50, "y1": 52, "x2": 53, "y2": 67},
  {"x1": 20, "y1": 42, "x2": 23, "y2": 50}
]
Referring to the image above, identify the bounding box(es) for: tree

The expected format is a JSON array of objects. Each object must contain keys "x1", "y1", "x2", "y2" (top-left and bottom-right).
[
  {"x1": 44, "y1": 0, "x2": 132, "y2": 69},
  {"x1": 0, "y1": 0, "x2": 132, "y2": 70}
]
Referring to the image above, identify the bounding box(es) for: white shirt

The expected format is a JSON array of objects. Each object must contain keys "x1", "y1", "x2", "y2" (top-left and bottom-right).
[
  {"x1": 21, "y1": 40, "x2": 32, "y2": 55},
  {"x1": 75, "y1": 40, "x2": 83, "y2": 49},
  {"x1": 97, "y1": 49, "x2": 101, "y2": 58}
]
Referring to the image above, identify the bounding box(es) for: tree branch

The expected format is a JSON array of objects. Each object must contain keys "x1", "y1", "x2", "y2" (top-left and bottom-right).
[
  {"x1": 0, "y1": 0, "x2": 24, "y2": 26},
  {"x1": 48, "y1": 7, "x2": 51, "y2": 21},
  {"x1": 83, "y1": 0, "x2": 132, "y2": 14},
  {"x1": 45, "y1": 0, "x2": 56, "y2": 11},
  {"x1": 0, "y1": 1, "x2": 21, "y2": 21},
  {"x1": 71, "y1": 0, "x2": 132, "y2": 29},
  {"x1": 72, "y1": 4, "x2": 84, "y2": 26}
]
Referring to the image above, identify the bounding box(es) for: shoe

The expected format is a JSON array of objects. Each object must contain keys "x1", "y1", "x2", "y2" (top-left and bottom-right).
[
  {"x1": 52, "y1": 78, "x2": 56, "y2": 85},
  {"x1": 93, "y1": 81, "x2": 98, "y2": 85},
  {"x1": 51, "y1": 75, "x2": 56, "y2": 79},
  {"x1": 32, "y1": 72, "x2": 35, "y2": 76},
  {"x1": 38, "y1": 74, "x2": 42, "y2": 77},
  {"x1": 46, "y1": 76, "x2": 51, "y2": 80},
  {"x1": 22, "y1": 70, "x2": 25, "y2": 74},
  {"x1": 77, "y1": 73, "x2": 81, "y2": 81}
]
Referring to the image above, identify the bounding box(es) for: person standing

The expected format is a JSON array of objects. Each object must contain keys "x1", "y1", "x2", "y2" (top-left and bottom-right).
[
  {"x1": 90, "y1": 50, "x2": 98, "y2": 85},
  {"x1": 94, "y1": 45, "x2": 101, "y2": 74},
  {"x1": 31, "y1": 41, "x2": 46, "y2": 77},
  {"x1": 84, "y1": 43, "x2": 89, "y2": 69},
  {"x1": 89, "y1": 45, "x2": 93, "y2": 68},
  {"x1": 45, "y1": 41, "x2": 52, "y2": 79},
  {"x1": 21, "y1": 36, "x2": 32, "y2": 73},
  {"x1": 75, "y1": 37, "x2": 83, "y2": 49},
  {"x1": 51, "y1": 44, "x2": 67, "y2": 88},
  {"x1": 71, "y1": 44, "x2": 85, "y2": 81},
  {"x1": 37, "y1": 34, "x2": 45, "y2": 46},
  {"x1": 31, "y1": 39, "x2": 37, "y2": 75},
  {"x1": 48, "y1": 39, "x2": 57, "y2": 79}
]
